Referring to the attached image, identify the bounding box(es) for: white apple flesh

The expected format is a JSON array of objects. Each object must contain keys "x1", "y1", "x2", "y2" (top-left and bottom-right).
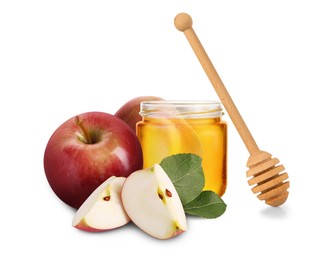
[
  {"x1": 121, "y1": 164, "x2": 187, "y2": 239},
  {"x1": 73, "y1": 176, "x2": 130, "y2": 232}
]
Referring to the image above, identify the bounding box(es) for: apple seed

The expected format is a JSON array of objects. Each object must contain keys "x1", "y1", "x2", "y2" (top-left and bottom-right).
[
  {"x1": 165, "y1": 189, "x2": 172, "y2": 198},
  {"x1": 103, "y1": 196, "x2": 111, "y2": 201}
]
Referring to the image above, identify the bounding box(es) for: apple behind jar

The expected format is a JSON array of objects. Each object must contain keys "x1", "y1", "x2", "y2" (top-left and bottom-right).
[{"x1": 114, "y1": 96, "x2": 163, "y2": 132}]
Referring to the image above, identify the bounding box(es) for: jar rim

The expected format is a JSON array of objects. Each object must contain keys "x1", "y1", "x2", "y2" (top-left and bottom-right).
[{"x1": 140, "y1": 100, "x2": 224, "y2": 118}]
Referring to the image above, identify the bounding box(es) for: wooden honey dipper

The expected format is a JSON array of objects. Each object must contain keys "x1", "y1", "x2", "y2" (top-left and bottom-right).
[{"x1": 174, "y1": 13, "x2": 289, "y2": 206}]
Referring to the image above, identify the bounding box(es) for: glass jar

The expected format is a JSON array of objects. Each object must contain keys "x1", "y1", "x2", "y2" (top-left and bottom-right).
[{"x1": 136, "y1": 101, "x2": 227, "y2": 197}]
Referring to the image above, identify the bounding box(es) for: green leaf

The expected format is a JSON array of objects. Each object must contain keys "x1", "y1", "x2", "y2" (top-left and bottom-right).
[
  {"x1": 184, "y1": 191, "x2": 227, "y2": 218},
  {"x1": 160, "y1": 153, "x2": 205, "y2": 205}
]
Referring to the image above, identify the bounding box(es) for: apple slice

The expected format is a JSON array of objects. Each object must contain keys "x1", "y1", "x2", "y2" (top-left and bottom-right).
[
  {"x1": 121, "y1": 164, "x2": 187, "y2": 239},
  {"x1": 72, "y1": 176, "x2": 130, "y2": 232}
]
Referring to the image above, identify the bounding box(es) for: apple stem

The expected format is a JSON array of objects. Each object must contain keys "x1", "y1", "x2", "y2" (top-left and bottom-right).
[{"x1": 75, "y1": 116, "x2": 92, "y2": 144}]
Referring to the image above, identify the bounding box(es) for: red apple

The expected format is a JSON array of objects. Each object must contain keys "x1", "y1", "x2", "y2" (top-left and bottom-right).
[
  {"x1": 44, "y1": 111, "x2": 143, "y2": 209},
  {"x1": 115, "y1": 96, "x2": 163, "y2": 132}
]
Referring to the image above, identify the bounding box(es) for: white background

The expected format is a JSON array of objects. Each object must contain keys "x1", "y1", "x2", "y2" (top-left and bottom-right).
[{"x1": 1, "y1": 0, "x2": 331, "y2": 259}]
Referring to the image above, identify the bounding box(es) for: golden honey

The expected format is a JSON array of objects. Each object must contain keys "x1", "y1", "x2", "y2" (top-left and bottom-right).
[{"x1": 136, "y1": 101, "x2": 227, "y2": 197}]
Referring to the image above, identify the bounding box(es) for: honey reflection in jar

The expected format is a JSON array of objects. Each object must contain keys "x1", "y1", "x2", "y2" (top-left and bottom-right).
[{"x1": 136, "y1": 101, "x2": 227, "y2": 197}]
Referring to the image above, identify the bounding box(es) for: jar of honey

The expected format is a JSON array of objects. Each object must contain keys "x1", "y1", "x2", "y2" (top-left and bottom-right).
[{"x1": 136, "y1": 101, "x2": 227, "y2": 197}]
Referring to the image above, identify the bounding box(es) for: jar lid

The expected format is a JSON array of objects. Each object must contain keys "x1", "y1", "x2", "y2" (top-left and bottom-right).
[{"x1": 140, "y1": 100, "x2": 224, "y2": 118}]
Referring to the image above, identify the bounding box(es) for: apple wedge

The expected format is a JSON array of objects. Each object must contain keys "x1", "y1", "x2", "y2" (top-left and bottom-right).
[
  {"x1": 121, "y1": 164, "x2": 187, "y2": 239},
  {"x1": 73, "y1": 176, "x2": 130, "y2": 232}
]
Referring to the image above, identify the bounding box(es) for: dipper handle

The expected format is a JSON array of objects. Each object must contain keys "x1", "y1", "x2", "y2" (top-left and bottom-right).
[{"x1": 174, "y1": 13, "x2": 259, "y2": 154}]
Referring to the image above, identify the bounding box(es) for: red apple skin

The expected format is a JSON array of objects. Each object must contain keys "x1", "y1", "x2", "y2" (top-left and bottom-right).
[
  {"x1": 74, "y1": 219, "x2": 102, "y2": 232},
  {"x1": 115, "y1": 96, "x2": 163, "y2": 132},
  {"x1": 73, "y1": 218, "x2": 130, "y2": 232},
  {"x1": 44, "y1": 111, "x2": 143, "y2": 209}
]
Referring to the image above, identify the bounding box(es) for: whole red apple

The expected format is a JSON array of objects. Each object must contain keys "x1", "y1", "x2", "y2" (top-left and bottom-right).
[
  {"x1": 44, "y1": 111, "x2": 143, "y2": 209},
  {"x1": 115, "y1": 96, "x2": 163, "y2": 132}
]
